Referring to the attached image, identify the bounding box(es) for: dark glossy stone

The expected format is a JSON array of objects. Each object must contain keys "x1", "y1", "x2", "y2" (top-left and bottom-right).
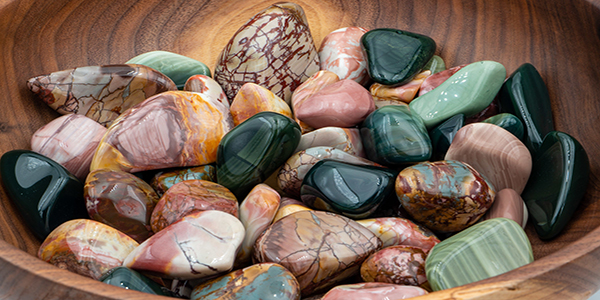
[
  {"x1": 521, "y1": 131, "x2": 590, "y2": 239},
  {"x1": 217, "y1": 112, "x2": 301, "y2": 199},
  {"x1": 0, "y1": 150, "x2": 88, "y2": 240},
  {"x1": 498, "y1": 63, "x2": 554, "y2": 152},
  {"x1": 360, "y1": 105, "x2": 432, "y2": 166},
  {"x1": 429, "y1": 114, "x2": 465, "y2": 161},
  {"x1": 301, "y1": 160, "x2": 398, "y2": 218},
  {"x1": 482, "y1": 113, "x2": 525, "y2": 141},
  {"x1": 100, "y1": 266, "x2": 172, "y2": 296},
  {"x1": 361, "y1": 28, "x2": 436, "y2": 86}
]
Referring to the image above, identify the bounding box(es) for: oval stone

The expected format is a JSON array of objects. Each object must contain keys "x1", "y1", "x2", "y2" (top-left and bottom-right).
[
  {"x1": 295, "y1": 127, "x2": 365, "y2": 157},
  {"x1": 318, "y1": 26, "x2": 369, "y2": 85},
  {"x1": 230, "y1": 82, "x2": 293, "y2": 126},
  {"x1": 360, "y1": 245, "x2": 428, "y2": 287},
  {"x1": 150, "y1": 165, "x2": 217, "y2": 197},
  {"x1": 481, "y1": 188, "x2": 528, "y2": 228},
  {"x1": 482, "y1": 113, "x2": 525, "y2": 141},
  {"x1": 183, "y1": 74, "x2": 230, "y2": 108},
  {"x1": 126, "y1": 50, "x2": 211, "y2": 89},
  {"x1": 356, "y1": 217, "x2": 440, "y2": 252},
  {"x1": 291, "y1": 70, "x2": 340, "y2": 133},
  {"x1": 321, "y1": 282, "x2": 428, "y2": 300}
]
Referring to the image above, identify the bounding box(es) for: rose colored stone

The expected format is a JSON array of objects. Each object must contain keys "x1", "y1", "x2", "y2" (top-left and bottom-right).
[
  {"x1": 356, "y1": 217, "x2": 440, "y2": 252},
  {"x1": 295, "y1": 80, "x2": 375, "y2": 129},
  {"x1": 418, "y1": 64, "x2": 466, "y2": 96},
  {"x1": 31, "y1": 114, "x2": 106, "y2": 181},
  {"x1": 321, "y1": 282, "x2": 428, "y2": 300},
  {"x1": 291, "y1": 70, "x2": 340, "y2": 133},
  {"x1": 318, "y1": 26, "x2": 369, "y2": 85},
  {"x1": 184, "y1": 74, "x2": 229, "y2": 108},
  {"x1": 272, "y1": 197, "x2": 312, "y2": 223},
  {"x1": 445, "y1": 123, "x2": 532, "y2": 194},
  {"x1": 482, "y1": 188, "x2": 528, "y2": 228},
  {"x1": 370, "y1": 70, "x2": 430, "y2": 104},
  {"x1": 230, "y1": 83, "x2": 293, "y2": 126},
  {"x1": 360, "y1": 246, "x2": 428, "y2": 287},
  {"x1": 295, "y1": 127, "x2": 366, "y2": 157}
]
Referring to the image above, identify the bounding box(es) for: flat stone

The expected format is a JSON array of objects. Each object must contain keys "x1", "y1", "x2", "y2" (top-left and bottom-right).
[
  {"x1": 482, "y1": 113, "x2": 525, "y2": 141},
  {"x1": 318, "y1": 26, "x2": 369, "y2": 85},
  {"x1": 370, "y1": 70, "x2": 430, "y2": 104},
  {"x1": 321, "y1": 282, "x2": 428, "y2": 300},
  {"x1": 183, "y1": 74, "x2": 230, "y2": 108},
  {"x1": 356, "y1": 217, "x2": 440, "y2": 252},
  {"x1": 295, "y1": 127, "x2": 365, "y2": 157},
  {"x1": 481, "y1": 188, "x2": 528, "y2": 228},
  {"x1": 100, "y1": 267, "x2": 172, "y2": 296},
  {"x1": 150, "y1": 165, "x2": 216, "y2": 197},
  {"x1": 360, "y1": 245, "x2": 428, "y2": 287},
  {"x1": 230, "y1": 83, "x2": 293, "y2": 126},
  {"x1": 429, "y1": 114, "x2": 464, "y2": 161},
  {"x1": 291, "y1": 70, "x2": 340, "y2": 133}
]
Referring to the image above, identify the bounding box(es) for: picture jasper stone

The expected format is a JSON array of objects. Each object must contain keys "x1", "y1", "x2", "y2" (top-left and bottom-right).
[
  {"x1": 150, "y1": 165, "x2": 217, "y2": 197},
  {"x1": 183, "y1": 74, "x2": 230, "y2": 108},
  {"x1": 429, "y1": 114, "x2": 465, "y2": 161},
  {"x1": 100, "y1": 266, "x2": 172, "y2": 296},
  {"x1": 272, "y1": 197, "x2": 312, "y2": 223},
  {"x1": 318, "y1": 26, "x2": 369, "y2": 85},
  {"x1": 321, "y1": 282, "x2": 428, "y2": 300},
  {"x1": 295, "y1": 127, "x2": 365, "y2": 157},
  {"x1": 360, "y1": 245, "x2": 428, "y2": 287},
  {"x1": 230, "y1": 82, "x2": 293, "y2": 126},
  {"x1": 126, "y1": 50, "x2": 211, "y2": 89},
  {"x1": 356, "y1": 217, "x2": 440, "y2": 252}
]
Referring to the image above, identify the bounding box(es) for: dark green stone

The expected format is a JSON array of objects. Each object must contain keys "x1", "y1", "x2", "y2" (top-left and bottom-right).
[
  {"x1": 482, "y1": 113, "x2": 525, "y2": 141},
  {"x1": 0, "y1": 150, "x2": 89, "y2": 240},
  {"x1": 217, "y1": 112, "x2": 301, "y2": 199},
  {"x1": 360, "y1": 105, "x2": 432, "y2": 166},
  {"x1": 522, "y1": 131, "x2": 589, "y2": 240},
  {"x1": 361, "y1": 28, "x2": 436, "y2": 86},
  {"x1": 429, "y1": 114, "x2": 465, "y2": 161},
  {"x1": 498, "y1": 63, "x2": 554, "y2": 152},
  {"x1": 300, "y1": 160, "x2": 398, "y2": 219},
  {"x1": 100, "y1": 267, "x2": 172, "y2": 296}
]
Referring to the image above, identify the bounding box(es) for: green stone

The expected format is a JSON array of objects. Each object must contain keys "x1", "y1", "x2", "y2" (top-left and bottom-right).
[
  {"x1": 409, "y1": 61, "x2": 506, "y2": 129},
  {"x1": 360, "y1": 105, "x2": 432, "y2": 166},
  {"x1": 423, "y1": 55, "x2": 446, "y2": 74},
  {"x1": 0, "y1": 150, "x2": 89, "y2": 240},
  {"x1": 361, "y1": 28, "x2": 436, "y2": 86},
  {"x1": 482, "y1": 113, "x2": 525, "y2": 141},
  {"x1": 100, "y1": 267, "x2": 172, "y2": 296},
  {"x1": 426, "y1": 218, "x2": 533, "y2": 291},
  {"x1": 126, "y1": 50, "x2": 211, "y2": 89},
  {"x1": 521, "y1": 131, "x2": 589, "y2": 240},
  {"x1": 429, "y1": 114, "x2": 464, "y2": 161},
  {"x1": 217, "y1": 112, "x2": 301, "y2": 199},
  {"x1": 498, "y1": 63, "x2": 554, "y2": 153}
]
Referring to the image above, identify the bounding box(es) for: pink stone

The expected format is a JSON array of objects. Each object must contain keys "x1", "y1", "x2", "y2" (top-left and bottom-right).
[
  {"x1": 291, "y1": 70, "x2": 340, "y2": 133},
  {"x1": 295, "y1": 127, "x2": 365, "y2": 157},
  {"x1": 318, "y1": 27, "x2": 369, "y2": 85},
  {"x1": 184, "y1": 74, "x2": 229, "y2": 108},
  {"x1": 295, "y1": 80, "x2": 375, "y2": 128},
  {"x1": 321, "y1": 282, "x2": 428, "y2": 300},
  {"x1": 418, "y1": 65, "x2": 466, "y2": 96},
  {"x1": 482, "y1": 188, "x2": 528, "y2": 228},
  {"x1": 230, "y1": 83, "x2": 293, "y2": 126},
  {"x1": 356, "y1": 217, "x2": 440, "y2": 252},
  {"x1": 370, "y1": 70, "x2": 431, "y2": 104}
]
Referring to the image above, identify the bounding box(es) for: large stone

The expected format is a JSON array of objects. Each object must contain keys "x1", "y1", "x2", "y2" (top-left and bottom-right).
[
  {"x1": 126, "y1": 50, "x2": 211, "y2": 89},
  {"x1": 318, "y1": 26, "x2": 369, "y2": 85},
  {"x1": 291, "y1": 70, "x2": 340, "y2": 133}
]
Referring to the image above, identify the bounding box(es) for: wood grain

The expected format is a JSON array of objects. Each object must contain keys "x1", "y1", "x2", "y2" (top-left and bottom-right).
[{"x1": 1, "y1": 0, "x2": 600, "y2": 299}]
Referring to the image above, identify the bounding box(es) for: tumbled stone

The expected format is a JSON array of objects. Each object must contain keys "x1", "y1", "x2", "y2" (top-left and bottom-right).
[
  {"x1": 124, "y1": 210, "x2": 245, "y2": 279},
  {"x1": 361, "y1": 246, "x2": 428, "y2": 287},
  {"x1": 38, "y1": 219, "x2": 139, "y2": 280},
  {"x1": 370, "y1": 70, "x2": 430, "y2": 104},
  {"x1": 291, "y1": 70, "x2": 340, "y2": 133},
  {"x1": 27, "y1": 64, "x2": 177, "y2": 126},
  {"x1": 272, "y1": 197, "x2": 312, "y2": 223},
  {"x1": 295, "y1": 127, "x2": 365, "y2": 157},
  {"x1": 481, "y1": 188, "x2": 528, "y2": 228},
  {"x1": 418, "y1": 64, "x2": 465, "y2": 96},
  {"x1": 321, "y1": 282, "x2": 428, "y2": 300},
  {"x1": 423, "y1": 55, "x2": 445, "y2": 74},
  {"x1": 126, "y1": 50, "x2": 211, "y2": 89},
  {"x1": 100, "y1": 266, "x2": 172, "y2": 296},
  {"x1": 150, "y1": 165, "x2": 217, "y2": 197},
  {"x1": 429, "y1": 114, "x2": 464, "y2": 161},
  {"x1": 230, "y1": 83, "x2": 293, "y2": 126},
  {"x1": 318, "y1": 26, "x2": 369, "y2": 85},
  {"x1": 184, "y1": 74, "x2": 230, "y2": 108},
  {"x1": 482, "y1": 113, "x2": 525, "y2": 141},
  {"x1": 356, "y1": 217, "x2": 440, "y2": 252}
]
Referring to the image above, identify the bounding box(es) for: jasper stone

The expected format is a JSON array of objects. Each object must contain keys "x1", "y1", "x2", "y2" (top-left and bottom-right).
[
  {"x1": 254, "y1": 210, "x2": 382, "y2": 295},
  {"x1": 429, "y1": 114, "x2": 464, "y2": 161},
  {"x1": 126, "y1": 50, "x2": 211, "y2": 89},
  {"x1": 150, "y1": 165, "x2": 217, "y2": 197},
  {"x1": 31, "y1": 114, "x2": 107, "y2": 181},
  {"x1": 184, "y1": 74, "x2": 230, "y2": 108},
  {"x1": 214, "y1": 2, "x2": 320, "y2": 103},
  {"x1": 272, "y1": 197, "x2": 312, "y2": 223},
  {"x1": 295, "y1": 127, "x2": 365, "y2": 157},
  {"x1": 418, "y1": 64, "x2": 465, "y2": 96},
  {"x1": 100, "y1": 267, "x2": 171, "y2": 296},
  {"x1": 27, "y1": 64, "x2": 177, "y2": 126},
  {"x1": 482, "y1": 188, "x2": 528, "y2": 228},
  {"x1": 409, "y1": 61, "x2": 506, "y2": 129},
  {"x1": 217, "y1": 111, "x2": 301, "y2": 199},
  {"x1": 291, "y1": 70, "x2": 340, "y2": 133},
  {"x1": 230, "y1": 83, "x2": 293, "y2": 126},
  {"x1": 361, "y1": 246, "x2": 428, "y2": 287},
  {"x1": 0, "y1": 150, "x2": 88, "y2": 240},
  {"x1": 396, "y1": 160, "x2": 496, "y2": 233},
  {"x1": 426, "y1": 218, "x2": 533, "y2": 291},
  {"x1": 360, "y1": 105, "x2": 432, "y2": 166},
  {"x1": 318, "y1": 26, "x2": 369, "y2": 85},
  {"x1": 361, "y1": 28, "x2": 436, "y2": 86},
  {"x1": 521, "y1": 131, "x2": 590, "y2": 239},
  {"x1": 90, "y1": 91, "x2": 233, "y2": 173},
  {"x1": 356, "y1": 218, "x2": 440, "y2": 252},
  {"x1": 38, "y1": 219, "x2": 139, "y2": 280},
  {"x1": 370, "y1": 70, "x2": 430, "y2": 104},
  {"x1": 423, "y1": 55, "x2": 445, "y2": 74},
  {"x1": 482, "y1": 113, "x2": 525, "y2": 141},
  {"x1": 321, "y1": 282, "x2": 428, "y2": 300}
]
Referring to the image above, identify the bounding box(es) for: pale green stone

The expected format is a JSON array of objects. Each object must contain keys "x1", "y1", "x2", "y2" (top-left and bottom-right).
[
  {"x1": 423, "y1": 55, "x2": 445, "y2": 74},
  {"x1": 425, "y1": 218, "x2": 533, "y2": 291},
  {"x1": 409, "y1": 61, "x2": 506, "y2": 129},
  {"x1": 126, "y1": 50, "x2": 211, "y2": 89}
]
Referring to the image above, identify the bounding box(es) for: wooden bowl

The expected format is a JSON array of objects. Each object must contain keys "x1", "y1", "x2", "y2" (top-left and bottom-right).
[{"x1": 1, "y1": 0, "x2": 600, "y2": 299}]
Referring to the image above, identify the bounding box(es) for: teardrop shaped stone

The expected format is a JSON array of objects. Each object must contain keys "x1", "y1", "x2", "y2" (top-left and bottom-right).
[
  {"x1": 356, "y1": 218, "x2": 440, "y2": 252},
  {"x1": 150, "y1": 165, "x2": 217, "y2": 197},
  {"x1": 322, "y1": 283, "x2": 428, "y2": 300},
  {"x1": 183, "y1": 74, "x2": 230, "y2": 108},
  {"x1": 482, "y1": 113, "x2": 525, "y2": 141},
  {"x1": 291, "y1": 70, "x2": 340, "y2": 133},
  {"x1": 318, "y1": 26, "x2": 369, "y2": 85},
  {"x1": 295, "y1": 127, "x2": 365, "y2": 157},
  {"x1": 126, "y1": 50, "x2": 211, "y2": 89},
  {"x1": 429, "y1": 114, "x2": 464, "y2": 161},
  {"x1": 360, "y1": 245, "x2": 428, "y2": 287},
  {"x1": 100, "y1": 267, "x2": 172, "y2": 296},
  {"x1": 230, "y1": 83, "x2": 293, "y2": 126}
]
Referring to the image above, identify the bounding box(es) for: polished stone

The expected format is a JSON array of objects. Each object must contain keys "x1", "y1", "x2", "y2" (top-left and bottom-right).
[
  {"x1": 428, "y1": 113, "x2": 464, "y2": 161},
  {"x1": 184, "y1": 74, "x2": 230, "y2": 108},
  {"x1": 356, "y1": 217, "x2": 440, "y2": 252},
  {"x1": 100, "y1": 267, "x2": 172, "y2": 296},
  {"x1": 319, "y1": 26, "x2": 369, "y2": 85},
  {"x1": 295, "y1": 127, "x2": 365, "y2": 157},
  {"x1": 423, "y1": 55, "x2": 445, "y2": 74},
  {"x1": 321, "y1": 282, "x2": 428, "y2": 300},
  {"x1": 291, "y1": 71, "x2": 339, "y2": 133},
  {"x1": 361, "y1": 245, "x2": 428, "y2": 287},
  {"x1": 272, "y1": 197, "x2": 312, "y2": 223},
  {"x1": 370, "y1": 70, "x2": 430, "y2": 104},
  {"x1": 230, "y1": 82, "x2": 293, "y2": 126},
  {"x1": 482, "y1": 113, "x2": 525, "y2": 141},
  {"x1": 481, "y1": 188, "x2": 528, "y2": 228},
  {"x1": 126, "y1": 50, "x2": 211, "y2": 89},
  {"x1": 418, "y1": 64, "x2": 465, "y2": 96},
  {"x1": 150, "y1": 165, "x2": 216, "y2": 197}
]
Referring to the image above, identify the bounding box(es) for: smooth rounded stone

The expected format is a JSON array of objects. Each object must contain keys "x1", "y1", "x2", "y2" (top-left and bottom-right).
[
  {"x1": 291, "y1": 70, "x2": 340, "y2": 133},
  {"x1": 499, "y1": 63, "x2": 554, "y2": 152},
  {"x1": 254, "y1": 210, "x2": 382, "y2": 295},
  {"x1": 482, "y1": 113, "x2": 525, "y2": 141},
  {"x1": 183, "y1": 74, "x2": 230, "y2": 108},
  {"x1": 217, "y1": 111, "x2": 301, "y2": 199},
  {"x1": 429, "y1": 114, "x2": 465, "y2": 161},
  {"x1": 150, "y1": 179, "x2": 239, "y2": 233},
  {"x1": 409, "y1": 61, "x2": 506, "y2": 129},
  {"x1": 124, "y1": 210, "x2": 245, "y2": 280},
  {"x1": 321, "y1": 282, "x2": 428, "y2": 300},
  {"x1": 38, "y1": 219, "x2": 139, "y2": 280},
  {"x1": 150, "y1": 165, "x2": 217, "y2": 197},
  {"x1": 445, "y1": 123, "x2": 532, "y2": 194},
  {"x1": 301, "y1": 160, "x2": 398, "y2": 219},
  {"x1": 426, "y1": 218, "x2": 533, "y2": 291},
  {"x1": 31, "y1": 114, "x2": 107, "y2": 181},
  {"x1": 361, "y1": 28, "x2": 436, "y2": 86},
  {"x1": 191, "y1": 263, "x2": 300, "y2": 300},
  {"x1": 423, "y1": 55, "x2": 445, "y2": 74},
  {"x1": 230, "y1": 83, "x2": 293, "y2": 126},
  {"x1": 360, "y1": 105, "x2": 432, "y2": 166},
  {"x1": 27, "y1": 64, "x2": 177, "y2": 126},
  {"x1": 396, "y1": 160, "x2": 496, "y2": 233},
  {"x1": 360, "y1": 246, "x2": 428, "y2": 287},
  {"x1": 85, "y1": 169, "x2": 160, "y2": 243},
  {"x1": 100, "y1": 267, "x2": 172, "y2": 296},
  {"x1": 481, "y1": 188, "x2": 528, "y2": 228},
  {"x1": 295, "y1": 79, "x2": 376, "y2": 129},
  {"x1": 90, "y1": 91, "x2": 233, "y2": 173},
  {"x1": 418, "y1": 64, "x2": 465, "y2": 96},
  {"x1": 318, "y1": 26, "x2": 369, "y2": 85},
  {"x1": 356, "y1": 217, "x2": 440, "y2": 252},
  {"x1": 370, "y1": 70, "x2": 430, "y2": 104},
  {"x1": 522, "y1": 131, "x2": 590, "y2": 239},
  {"x1": 295, "y1": 127, "x2": 365, "y2": 157},
  {"x1": 214, "y1": 2, "x2": 320, "y2": 104},
  {"x1": 278, "y1": 146, "x2": 380, "y2": 198},
  {"x1": 236, "y1": 184, "x2": 281, "y2": 264},
  {"x1": 0, "y1": 150, "x2": 89, "y2": 240},
  {"x1": 272, "y1": 197, "x2": 312, "y2": 223},
  {"x1": 126, "y1": 50, "x2": 211, "y2": 89}
]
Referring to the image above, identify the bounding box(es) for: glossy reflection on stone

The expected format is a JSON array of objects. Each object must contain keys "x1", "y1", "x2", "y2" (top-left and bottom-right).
[
  {"x1": 318, "y1": 26, "x2": 369, "y2": 85},
  {"x1": 429, "y1": 114, "x2": 464, "y2": 161},
  {"x1": 230, "y1": 82, "x2": 293, "y2": 126},
  {"x1": 361, "y1": 246, "x2": 428, "y2": 287},
  {"x1": 321, "y1": 282, "x2": 428, "y2": 300},
  {"x1": 481, "y1": 188, "x2": 528, "y2": 228},
  {"x1": 150, "y1": 165, "x2": 217, "y2": 197},
  {"x1": 183, "y1": 74, "x2": 230, "y2": 108},
  {"x1": 482, "y1": 113, "x2": 525, "y2": 141},
  {"x1": 272, "y1": 197, "x2": 312, "y2": 223},
  {"x1": 356, "y1": 217, "x2": 440, "y2": 252},
  {"x1": 100, "y1": 266, "x2": 172, "y2": 296},
  {"x1": 126, "y1": 50, "x2": 211, "y2": 89},
  {"x1": 370, "y1": 70, "x2": 430, "y2": 104},
  {"x1": 295, "y1": 127, "x2": 365, "y2": 157},
  {"x1": 418, "y1": 64, "x2": 465, "y2": 96},
  {"x1": 291, "y1": 70, "x2": 340, "y2": 133}
]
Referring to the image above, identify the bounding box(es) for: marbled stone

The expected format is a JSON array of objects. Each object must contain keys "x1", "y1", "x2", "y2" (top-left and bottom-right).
[
  {"x1": 429, "y1": 114, "x2": 464, "y2": 161},
  {"x1": 370, "y1": 70, "x2": 430, "y2": 104},
  {"x1": 0, "y1": 150, "x2": 88, "y2": 240},
  {"x1": 254, "y1": 210, "x2": 382, "y2": 295},
  {"x1": 409, "y1": 61, "x2": 506, "y2": 129},
  {"x1": 522, "y1": 131, "x2": 590, "y2": 239},
  {"x1": 418, "y1": 64, "x2": 465, "y2": 96},
  {"x1": 371, "y1": 96, "x2": 410, "y2": 109},
  {"x1": 31, "y1": 114, "x2": 107, "y2": 181},
  {"x1": 482, "y1": 113, "x2": 525, "y2": 141},
  {"x1": 318, "y1": 26, "x2": 369, "y2": 85},
  {"x1": 361, "y1": 246, "x2": 428, "y2": 287},
  {"x1": 214, "y1": 2, "x2": 320, "y2": 104},
  {"x1": 126, "y1": 50, "x2": 211, "y2": 89},
  {"x1": 423, "y1": 55, "x2": 445, "y2": 74},
  {"x1": 481, "y1": 188, "x2": 528, "y2": 228},
  {"x1": 38, "y1": 219, "x2": 139, "y2": 280},
  {"x1": 90, "y1": 91, "x2": 233, "y2": 173},
  {"x1": 27, "y1": 64, "x2": 177, "y2": 126},
  {"x1": 184, "y1": 74, "x2": 230, "y2": 108},
  {"x1": 356, "y1": 217, "x2": 440, "y2": 252},
  {"x1": 85, "y1": 169, "x2": 160, "y2": 243},
  {"x1": 321, "y1": 282, "x2": 428, "y2": 300},
  {"x1": 396, "y1": 160, "x2": 496, "y2": 233},
  {"x1": 150, "y1": 179, "x2": 239, "y2": 233},
  {"x1": 445, "y1": 123, "x2": 532, "y2": 194},
  {"x1": 272, "y1": 197, "x2": 312, "y2": 223},
  {"x1": 190, "y1": 263, "x2": 300, "y2": 300},
  {"x1": 295, "y1": 127, "x2": 365, "y2": 157},
  {"x1": 361, "y1": 28, "x2": 436, "y2": 86},
  {"x1": 230, "y1": 82, "x2": 293, "y2": 126},
  {"x1": 426, "y1": 218, "x2": 533, "y2": 291},
  {"x1": 124, "y1": 210, "x2": 245, "y2": 279},
  {"x1": 100, "y1": 267, "x2": 172, "y2": 296},
  {"x1": 291, "y1": 70, "x2": 340, "y2": 133},
  {"x1": 150, "y1": 165, "x2": 217, "y2": 197}
]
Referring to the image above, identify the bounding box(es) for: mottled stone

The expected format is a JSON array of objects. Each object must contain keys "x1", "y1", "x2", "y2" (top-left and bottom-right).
[
  {"x1": 272, "y1": 197, "x2": 312, "y2": 223},
  {"x1": 418, "y1": 64, "x2": 465, "y2": 96},
  {"x1": 291, "y1": 70, "x2": 340, "y2": 133},
  {"x1": 482, "y1": 188, "x2": 528, "y2": 228},
  {"x1": 371, "y1": 96, "x2": 410, "y2": 109},
  {"x1": 150, "y1": 165, "x2": 217, "y2": 197},
  {"x1": 100, "y1": 267, "x2": 172, "y2": 296},
  {"x1": 295, "y1": 127, "x2": 365, "y2": 157},
  {"x1": 356, "y1": 218, "x2": 440, "y2": 252},
  {"x1": 481, "y1": 113, "x2": 525, "y2": 141},
  {"x1": 423, "y1": 55, "x2": 445, "y2": 74},
  {"x1": 361, "y1": 246, "x2": 428, "y2": 287},
  {"x1": 370, "y1": 70, "x2": 430, "y2": 104},
  {"x1": 318, "y1": 26, "x2": 369, "y2": 85},
  {"x1": 429, "y1": 114, "x2": 464, "y2": 161},
  {"x1": 126, "y1": 50, "x2": 211, "y2": 89},
  {"x1": 184, "y1": 74, "x2": 230, "y2": 108},
  {"x1": 230, "y1": 82, "x2": 293, "y2": 126},
  {"x1": 321, "y1": 282, "x2": 428, "y2": 300}
]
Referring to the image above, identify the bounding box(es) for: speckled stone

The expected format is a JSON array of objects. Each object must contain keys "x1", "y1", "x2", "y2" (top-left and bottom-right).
[{"x1": 361, "y1": 246, "x2": 428, "y2": 287}]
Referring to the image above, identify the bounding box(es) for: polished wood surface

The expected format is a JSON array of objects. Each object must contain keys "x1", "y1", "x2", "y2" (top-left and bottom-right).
[{"x1": 1, "y1": 0, "x2": 600, "y2": 299}]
